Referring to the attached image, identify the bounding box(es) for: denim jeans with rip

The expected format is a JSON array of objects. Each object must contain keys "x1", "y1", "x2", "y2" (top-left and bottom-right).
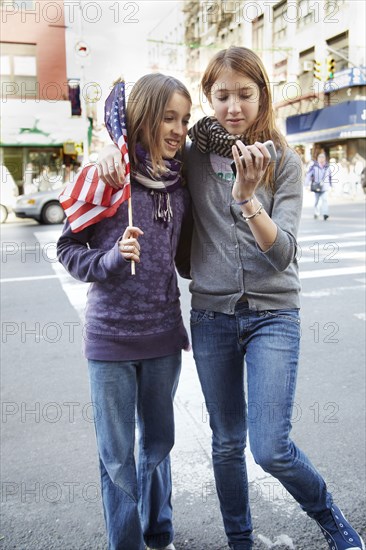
[{"x1": 191, "y1": 302, "x2": 332, "y2": 550}]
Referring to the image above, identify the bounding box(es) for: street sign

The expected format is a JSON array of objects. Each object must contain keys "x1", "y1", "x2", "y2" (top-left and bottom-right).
[{"x1": 75, "y1": 41, "x2": 90, "y2": 58}]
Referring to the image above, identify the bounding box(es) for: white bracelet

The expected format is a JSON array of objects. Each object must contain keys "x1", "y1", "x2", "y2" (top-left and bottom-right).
[{"x1": 241, "y1": 202, "x2": 263, "y2": 222}]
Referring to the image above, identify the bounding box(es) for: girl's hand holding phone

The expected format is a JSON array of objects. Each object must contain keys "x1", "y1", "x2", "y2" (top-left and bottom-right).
[
  {"x1": 118, "y1": 226, "x2": 144, "y2": 263},
  {"x1": 231, "y1": 140, "x2": 275, "y2": 204}
]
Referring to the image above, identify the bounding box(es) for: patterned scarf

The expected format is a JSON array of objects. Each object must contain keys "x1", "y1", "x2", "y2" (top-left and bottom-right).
[
  {"x1": 188, "y1": 116, "x2": 247, "y2": 158},
  {"x1": 132, "y1": 143, "x2": 183, "y2": 223}
]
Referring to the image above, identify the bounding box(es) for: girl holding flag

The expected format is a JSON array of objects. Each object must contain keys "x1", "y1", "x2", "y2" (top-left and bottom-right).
[
  {"x1": 99, "y1": 47, "x2": 364, "y2": 550},
  {"x1": 57, "y1": 74, "x2": 192, "y2": 550}
]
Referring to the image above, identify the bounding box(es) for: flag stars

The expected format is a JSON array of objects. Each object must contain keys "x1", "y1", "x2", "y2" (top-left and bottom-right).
[{"x1": 104, "y1": 83, "x2": 128, "y2": 158}]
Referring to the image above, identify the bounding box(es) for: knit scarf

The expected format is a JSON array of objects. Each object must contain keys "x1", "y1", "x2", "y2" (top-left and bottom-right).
[
  {"x1": 132, "y1": 143, "x2": 183, "y2": 223},
  {"x1": 188, "y1": 116, "x2": 247, "y2": 158}
]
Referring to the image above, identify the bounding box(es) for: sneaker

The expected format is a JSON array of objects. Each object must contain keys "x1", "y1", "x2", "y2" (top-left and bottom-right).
[
  {"x1": 316, "y1": 504, "x2": 365, "y2": 549},
  {"x1": 314, "y1": 214, "x2": 319, "y2": 219},
  {"x1": 324, "y1": 214, "x2": 329, "y2": 220},
  {"x1": 146, "y1": 544, "x2": 175, "y2": 550}
]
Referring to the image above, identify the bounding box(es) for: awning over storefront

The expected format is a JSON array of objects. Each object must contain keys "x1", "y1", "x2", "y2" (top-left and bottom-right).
[
  {"x1": 0, "y1": 99, "x2": 88, "y2": 147},
  {"x1": 286, "y1": 99, "x2": 366, "y2": 144}
]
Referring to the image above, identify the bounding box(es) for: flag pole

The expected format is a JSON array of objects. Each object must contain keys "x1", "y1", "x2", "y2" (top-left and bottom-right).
[{"x1": 128, "y1": 196, "x2": 135, "y2": 275}]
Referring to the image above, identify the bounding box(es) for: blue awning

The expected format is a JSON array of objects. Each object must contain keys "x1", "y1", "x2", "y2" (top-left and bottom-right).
[{"x1": 286, "y1": 99, "x2": 366, "y2": 144}]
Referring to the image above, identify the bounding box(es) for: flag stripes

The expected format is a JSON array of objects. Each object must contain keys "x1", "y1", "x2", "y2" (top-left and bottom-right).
[{"x1": 59, "y1": 80, "x2": 131, "y2": 233}]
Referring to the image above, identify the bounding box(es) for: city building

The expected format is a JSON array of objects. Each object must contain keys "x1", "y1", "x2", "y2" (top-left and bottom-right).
[
  {"x1": 182, "y1": 0, "x2": 366, "y2": 169},
  {"x1": 0, "y1": 0, "x2": 88, "y2": 193}
]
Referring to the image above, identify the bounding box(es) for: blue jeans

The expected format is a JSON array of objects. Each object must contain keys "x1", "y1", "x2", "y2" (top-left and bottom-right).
[
  {"x1": 88, "y1": 354, "x2": 181, "y2": 550},
  {"x1": 191, "y1": 302, "x2": 332, "y2": 550},
  {"x1": 314, "y1": 190, "x2": 329, "y2": 216}
]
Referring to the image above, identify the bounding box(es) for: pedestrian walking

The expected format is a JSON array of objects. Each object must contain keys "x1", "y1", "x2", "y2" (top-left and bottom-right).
[
  {"x1": 99, "y1": 47, "x2": 364, "y2": 550},
  {"x1": 306, "y1": 152, "x2": 332, "y2": 220},
  {"x1": 57, "y1": 73, "x2": 192, "y2": 550}
]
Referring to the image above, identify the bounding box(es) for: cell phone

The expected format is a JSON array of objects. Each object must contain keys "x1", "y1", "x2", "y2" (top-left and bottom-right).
[{"x1": 231, "y1": 140, "x2": 277, "y2": 176}]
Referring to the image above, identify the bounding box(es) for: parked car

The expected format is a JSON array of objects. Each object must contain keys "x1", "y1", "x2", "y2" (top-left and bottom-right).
[
  {"x1": 0, "y1": 165, "x2": 19, "y2": 223},
  {"x1": 14, "y1": 187, "x2": 66, "y2": 224}
]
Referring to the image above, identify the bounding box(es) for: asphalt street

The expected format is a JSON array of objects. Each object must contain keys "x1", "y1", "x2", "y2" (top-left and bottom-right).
[{"x1": 1, "y1": 191, "x2": 365, "y2": 549}]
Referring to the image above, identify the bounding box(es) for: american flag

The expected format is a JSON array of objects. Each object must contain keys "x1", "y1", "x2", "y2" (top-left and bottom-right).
[{"x1": 59, "y1": 81, "x2": 131, "y2": 233}]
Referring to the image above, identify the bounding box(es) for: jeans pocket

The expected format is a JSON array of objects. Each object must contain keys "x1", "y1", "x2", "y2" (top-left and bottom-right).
[
  {"x1": 190, "y1": 308, "x2": 214, "y2": 326},
  {"x1": 259, "y1": 309, "x2": 301, "y2": 325}
]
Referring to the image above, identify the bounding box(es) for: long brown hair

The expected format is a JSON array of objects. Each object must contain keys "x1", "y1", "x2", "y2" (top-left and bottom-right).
[
  {"x1": 201, "y1": 46, "x2": 288, "y2": 187},
  {"x1": 126, "y1": 73, "x2": 191, "y2": 173}
]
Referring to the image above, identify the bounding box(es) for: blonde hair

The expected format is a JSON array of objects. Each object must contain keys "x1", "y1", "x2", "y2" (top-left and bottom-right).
[
  {"x1": 201, "y1": 47, "x2": 288, "y2": 187},
  {"x1": 126, "y1": 73, "x2": 191, "y2": 173}
]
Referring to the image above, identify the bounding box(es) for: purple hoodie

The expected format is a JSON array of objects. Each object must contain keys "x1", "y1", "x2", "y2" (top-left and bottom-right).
[{"x1": 57, "y1": 181, "x2": 191, "y2": 361}]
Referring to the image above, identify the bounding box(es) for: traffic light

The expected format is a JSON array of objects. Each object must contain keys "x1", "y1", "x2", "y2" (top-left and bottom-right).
[
  {"x1": 326, "y1": 57, "x2": 336, "y2": 80},
  {"x1": 313, "y1": 60, "x2": 323, "y2": 81}
]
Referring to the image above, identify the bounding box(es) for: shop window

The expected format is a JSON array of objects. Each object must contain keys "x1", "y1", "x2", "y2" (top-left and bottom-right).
[{"x1": 24, "y1": 148, "x2": 63, "y2": 193}]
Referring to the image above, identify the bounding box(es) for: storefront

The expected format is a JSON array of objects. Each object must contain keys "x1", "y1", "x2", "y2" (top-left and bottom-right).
[
  {"x1": 286, "y1": 99, "x2": 366, "y2": 193},
  {"x1": 0, "y1": 99, "x2": 87, "y2": 193},
  {"x1": 285, "y1": 65, "x2": 366, "y2": 165},
  {"x1": 286, "y1": 99, "x2": 366, "y2": 159}
]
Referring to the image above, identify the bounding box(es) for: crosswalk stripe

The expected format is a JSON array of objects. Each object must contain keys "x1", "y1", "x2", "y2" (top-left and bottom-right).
[
  {"x1": 300, "y1": 266, "x2": 365, "y2": 279},
  {"x1": 0, "y1": 274, "x2": 59, "y2": 283},
  {"x1": 298, "y1": 230, "x2": 365, "y2": 242},
  {"x1": 299, "y1": 251, "x2": 365, "y2": 263}
]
